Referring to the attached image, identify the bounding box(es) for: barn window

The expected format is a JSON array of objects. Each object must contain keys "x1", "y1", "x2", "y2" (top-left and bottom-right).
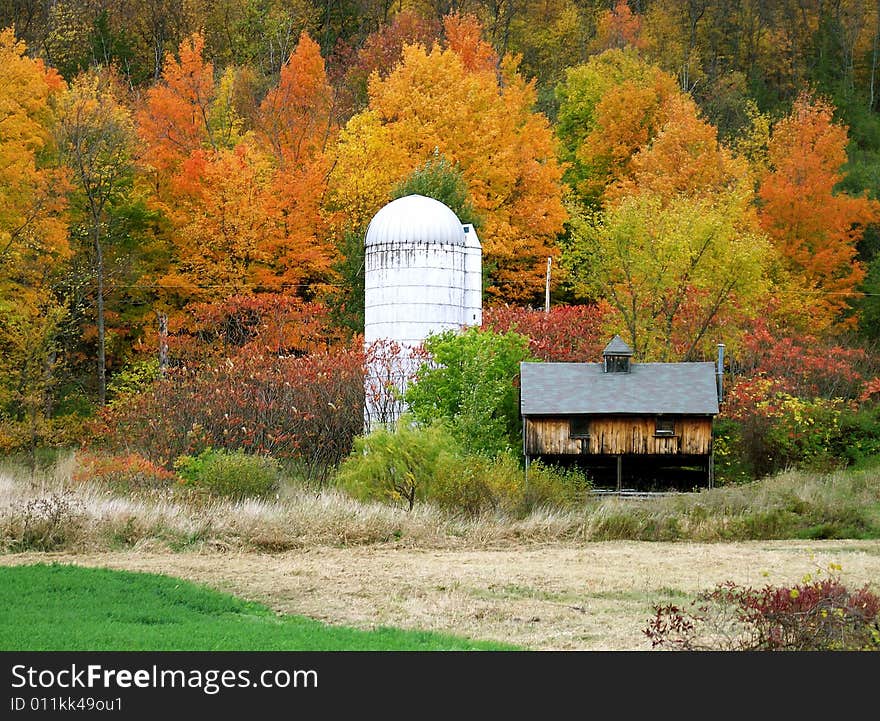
[
  {"x1": 569, "y1": 417, "x2": 591, "y2": 439},
  {"x1": 655, "y1": 418, "x2": 675, "y2": 436}
]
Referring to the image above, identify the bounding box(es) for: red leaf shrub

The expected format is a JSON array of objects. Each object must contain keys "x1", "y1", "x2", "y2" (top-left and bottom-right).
[
  {"x1": 73, "y1": 451, "x2": 178, "y2": 494},
  {"x1": 92, "y1": 344, "x2": 366, "y2": 484},
  {"x1": 482, "y1": 303, "x2": 613, "y2": 362},
  {"x1": 645, "y1": 571, "x2": 880, "y2": 651},
  {"x1": 734, "y1": 316, "x2": 870, "y2": 399},
  {"x1": 162, "y1": 295, "x2": 346, "y2": 365}
]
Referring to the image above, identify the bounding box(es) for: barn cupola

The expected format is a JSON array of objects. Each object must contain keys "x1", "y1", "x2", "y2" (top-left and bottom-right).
[{"x1": 602, "y1": 335, "x2": 633, "y2": 373}]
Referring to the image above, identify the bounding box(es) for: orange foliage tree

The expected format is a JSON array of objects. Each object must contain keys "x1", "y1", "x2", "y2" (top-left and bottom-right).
[
  {"x1": 136, "y1": 32, "x2": 216, "y2": 178},
  {"x1": 328, "y1": 13, "x2": 567, "y2": 303},
  {"x1": 138, "y1": 32, "x2": 337, "y2": 307},
  {"x1": 591, "y1": 0, "x2": 647, "y2": 53},
  {"x1": 555, "y1": 48, "x2": 680, "y2": 206},
  {"x1": 758, "y1": 93, "x2": 880, "y2": 333},
  {"x1": 0, "y1": 28, "x2": 69, "y2": 451},
  {"x1": 0, "y1": 28, "x2": 69, "y2": 301}
]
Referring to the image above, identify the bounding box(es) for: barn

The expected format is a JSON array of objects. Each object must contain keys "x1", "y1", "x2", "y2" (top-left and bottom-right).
[{"x1": 520, "y1": 336, "x2": 723, "y2": 491}]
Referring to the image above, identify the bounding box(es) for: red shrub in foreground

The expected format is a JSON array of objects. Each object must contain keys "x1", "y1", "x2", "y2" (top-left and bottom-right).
[{"x1": 645, "y1": 572, "x2": 880, "y2": 651}]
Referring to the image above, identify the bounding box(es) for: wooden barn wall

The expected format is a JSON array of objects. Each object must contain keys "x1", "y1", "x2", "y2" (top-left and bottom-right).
[{"x1": 524, "y1": 417, "x2": 713, "y2": 456}]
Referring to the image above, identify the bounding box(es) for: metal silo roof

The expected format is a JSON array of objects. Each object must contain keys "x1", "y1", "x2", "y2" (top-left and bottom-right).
[{"x1": 365, "y1": 194, "x2": 466, "y2": 246}]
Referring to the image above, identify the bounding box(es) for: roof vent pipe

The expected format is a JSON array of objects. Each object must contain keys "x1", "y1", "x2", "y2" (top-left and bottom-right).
[{"x1": 716, "y1": 343, "x2": 725, "y2": 404}]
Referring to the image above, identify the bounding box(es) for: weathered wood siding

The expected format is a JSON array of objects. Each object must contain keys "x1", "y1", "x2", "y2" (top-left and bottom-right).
[{"x1": 524, "y1": 416, "x2": 713, "y2": 456}]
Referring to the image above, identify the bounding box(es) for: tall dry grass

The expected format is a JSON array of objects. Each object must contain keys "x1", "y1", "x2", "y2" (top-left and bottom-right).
[{"x1": 1, "y1": 455, "x2": 878, "y2": 553}]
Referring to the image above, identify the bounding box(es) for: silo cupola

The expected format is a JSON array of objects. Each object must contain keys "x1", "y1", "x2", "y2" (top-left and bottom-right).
[{"x1": 602, "y1": 335, "x2": 633, "y2": 373}]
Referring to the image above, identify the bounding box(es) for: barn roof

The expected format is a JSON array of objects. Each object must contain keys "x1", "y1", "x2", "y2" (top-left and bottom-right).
[{"x1": 520, "y1": 361, "x2": 719, "y2": 416}]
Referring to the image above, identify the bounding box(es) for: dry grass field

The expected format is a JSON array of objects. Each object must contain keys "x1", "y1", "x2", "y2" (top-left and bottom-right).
[
  {"x1": 3, "y1": 458, "x2": 880, "y2": 650},
  {"x1": 3, "y1": 539, "x2": 879, "y2": 650}
]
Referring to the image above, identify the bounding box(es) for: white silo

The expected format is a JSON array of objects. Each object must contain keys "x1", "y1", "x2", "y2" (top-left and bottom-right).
[{"x1": 364, "y1": 194, "x2": 482, "y2": 428}]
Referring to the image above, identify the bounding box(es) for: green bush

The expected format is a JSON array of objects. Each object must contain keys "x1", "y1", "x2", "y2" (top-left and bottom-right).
[
  {"x1": 336, "y1": 420, "x2": 590, "y2": 516},
  {"x1": 173, "y1": 449, "x2": 280, "y2": 499},
  {"x1": 336, "y1": 419, "x2": 459, "y2": 510},
  {"x1": 834, "y1": 405, "x2": 880, "y2": 467},
  {"x1": 712, "y1": 418, "x2": 753, "y2": 485},
  {"x1": 524, "y1": 459, "x2": 592, "y2": 511}
]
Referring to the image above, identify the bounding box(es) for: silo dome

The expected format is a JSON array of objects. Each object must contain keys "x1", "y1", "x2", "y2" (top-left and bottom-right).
[
  {"x1": 363, "y1": 194, "x2": 482, "y2": 428},
  {"x1": 365, "y1": 194, "x2": 466, "y2": 247}
]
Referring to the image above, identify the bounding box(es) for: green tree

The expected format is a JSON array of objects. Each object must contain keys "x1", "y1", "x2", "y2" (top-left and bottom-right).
[
  {"x1": 391, "y1": 152, "x2": 482, "y2": 227},
  {"x1": 404, "y1": 327, "x2": 533, "y2": 457},
  {"x1": 0, "y1": 300, "x2": 66, "y2": 463},
  {"x1": 56, "y1": 70, "x2": 138, "y2": 405}
]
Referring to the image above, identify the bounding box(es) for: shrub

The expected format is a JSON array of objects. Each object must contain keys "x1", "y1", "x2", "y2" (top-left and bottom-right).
[
  {"x1": 337, "y1": 422, "x2": 590, "y2": 516},
  {"x1": 336, "y1": 420, "x2": 458, "y2": 511},
  {"x1": 168, "y1": 295, "x2": 345, "y2": 365},
  {"x1": 1, "y1": 493, "x2": 84, "y2": 552},
  {"x1": 711, "y1": 418, "x2": 752, "y2": 485},
  {"x1": 107, "y1": 359, "x2": 160, "y2": 407},
  {"x1": 174, "y1": 449, "x2": 281, "y2": 500},
  {"x1": 93, "y1": 345, "x2": 365, "y2": 485},
  {"x1": 73, "y1": 452, "x2": 178, "y2": 494},
  {"x1": 644, "y1": 568, "x2": 880, "y2": 651},
  {"x1": 721, "y1": 377, "x2": 846, "y2": 478},
  {"x1": 482, "y1": 303, "x2": 614, "y2": 362},
  {"x1": 734, "y1": 316, "x2": 872, "y2": 400},
  {"x1": 524, "y1": 460, "x2": 592, "y2": 511},
  {"x1": 833, "y1": 405, "x2": 880, "y2": 467}
]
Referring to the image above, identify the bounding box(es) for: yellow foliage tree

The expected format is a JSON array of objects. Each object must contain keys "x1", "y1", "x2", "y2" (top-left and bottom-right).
[
  {"x1": 328, "y1": 15, "x2": 567, "y2": 302},
  {"x1": 564, "y1": 185, "x2": 771, "y2": 361},
  {"x1": 0, "y1": 28, "x2": 70, "y2": 306}
]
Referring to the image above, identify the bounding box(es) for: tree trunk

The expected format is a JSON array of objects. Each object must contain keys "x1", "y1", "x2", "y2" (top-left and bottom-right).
[
  {"x1": 94, "y1": 224, "x2": 107, "y2": 406},
  {"x1": 158, "y1": 311, "x2": 168, "y2": 376}
]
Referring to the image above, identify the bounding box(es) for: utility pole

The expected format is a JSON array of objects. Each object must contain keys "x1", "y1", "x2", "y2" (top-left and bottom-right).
[{"x1": 545, "y1": 257, "x2": 552, "y2": 313}]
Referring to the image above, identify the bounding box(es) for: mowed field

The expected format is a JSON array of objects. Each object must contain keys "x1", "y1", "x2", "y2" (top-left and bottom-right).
[{"x1": 4, "y1": 539, "x2": 880, "y2": 650}]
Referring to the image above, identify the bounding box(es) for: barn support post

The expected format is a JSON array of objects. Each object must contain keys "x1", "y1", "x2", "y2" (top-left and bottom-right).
[
  {"x1": 524, "y1": 454, "x2": 530, "y2": 489},
  {"x1": 708, "y1": 453, "x2": 714, "y2": 489},
  {"x1": 616, "y1": 455, "x2": 622, "y2": 492}
]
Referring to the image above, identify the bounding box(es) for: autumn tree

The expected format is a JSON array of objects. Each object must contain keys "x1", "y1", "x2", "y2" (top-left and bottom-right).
[
  {"x1": 612, "y1": 92, "x2": 747, "y2": 203},
  {"x1": 56, "y1": 70, "x2": 138, "y2": 404},
  {"x1": 342, "y1": 11, "x2": 442, "y2": 114},
  {"x1": 256, "y1": 32, "x2": 336, "y2": 296},
  {"x1": 328, "y1": 13, "x2": 567, "y2": 302},
  {"x1": 150, "y1": 32, "x2": 337, "y2": 305},
  {"x1": 758, "y1": 93, "x2": 879, "y2": 332},
  {"x1": 555, "y1": 48, "x2": 680, "y2": 206},
  {"x1": 562, "y1": 187, "x2": 771, "y2": 361},
  {"x1": 0, "y1": 28, "x2": 69, "y2": 303},
  {"x1": 136, "y1": 32, "x2": 216, "y2": 179},
  {"x1": 0, "y1": 29, "x2": 70, "y2": 450},
  {"x1": 591, "y1": 0, "x2": 646, "y2": 53}
]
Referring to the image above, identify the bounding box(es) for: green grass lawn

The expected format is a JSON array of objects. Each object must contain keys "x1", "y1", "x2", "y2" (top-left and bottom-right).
[{"x1": 0, "y1": 564, "x2": 515, "y2": 651}]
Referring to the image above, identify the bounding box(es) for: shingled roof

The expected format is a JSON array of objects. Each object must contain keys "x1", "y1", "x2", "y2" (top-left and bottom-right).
[
  {"x1": 520, "y1": 361, "x2": 719, "y2": 416},
  {"x1": 602, "y1": 335, "x2": 633, "y2": 356}
]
